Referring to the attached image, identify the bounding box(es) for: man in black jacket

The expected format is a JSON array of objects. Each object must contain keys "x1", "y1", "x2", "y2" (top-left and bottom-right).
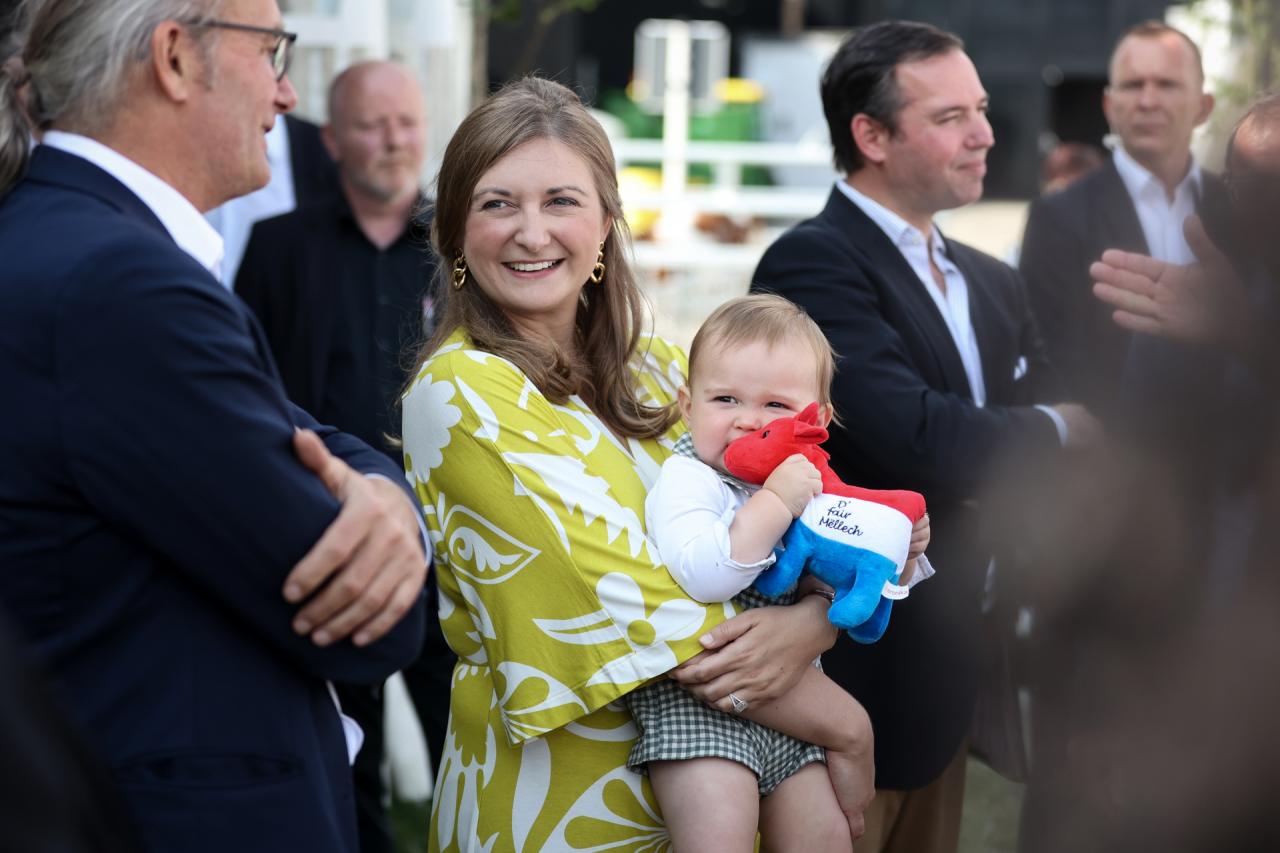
[{"x1": 752, "y1": 20, "x2": 1096, "y2": 853}]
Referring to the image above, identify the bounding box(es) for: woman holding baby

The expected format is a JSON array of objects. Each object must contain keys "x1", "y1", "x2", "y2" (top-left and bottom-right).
[{"x1": 402, "y1": 77, "x2": 928, "y2": 852}]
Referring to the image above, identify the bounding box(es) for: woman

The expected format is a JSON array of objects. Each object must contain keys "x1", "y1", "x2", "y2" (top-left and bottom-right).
[{"x1": 402, "y1": 77, "x2": 843, "y2": 852}]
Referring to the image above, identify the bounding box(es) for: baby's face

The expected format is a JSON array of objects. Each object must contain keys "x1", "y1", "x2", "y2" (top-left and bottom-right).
[{"x1": 679, "y1": 337, "x2": 826, "y2": 473}]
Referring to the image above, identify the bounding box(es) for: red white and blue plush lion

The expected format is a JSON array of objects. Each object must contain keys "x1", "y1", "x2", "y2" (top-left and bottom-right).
[{"x1": 724, "y1": 403, "x2": 927, "y2": 643}]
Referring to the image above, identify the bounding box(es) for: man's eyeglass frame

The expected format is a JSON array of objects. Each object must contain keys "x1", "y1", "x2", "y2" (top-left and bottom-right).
[{"x1": 185, "y1": 19, "x2": 298, "y2": 81}]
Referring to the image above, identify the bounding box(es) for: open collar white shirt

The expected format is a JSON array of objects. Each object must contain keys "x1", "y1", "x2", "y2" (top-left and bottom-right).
[
  {"x1": 205, "y1": 118, "x2": 296, "y2": 288},
  {"x1": 42, "y1": 131, "x2": 225, "y2": 277},
  {"x1": 1112, "y1": 145, "x2": 1203, "y2": 265},
  {"x1": 835, "y1": 179, "x2": 1067, "y2": 442},
  {"x1": 837, "y1": 179, "x2": 987, "y2": 405}
]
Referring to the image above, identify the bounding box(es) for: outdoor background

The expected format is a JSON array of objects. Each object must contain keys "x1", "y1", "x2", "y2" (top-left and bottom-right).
[{"x1": 272, "y1": 2, "x2": 1280, "y2": 850}]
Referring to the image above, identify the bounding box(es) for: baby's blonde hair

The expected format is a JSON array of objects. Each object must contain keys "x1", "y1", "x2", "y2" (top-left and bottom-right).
[{"x1": 688, "y1": 294, "x2": 837, "y2": 411}]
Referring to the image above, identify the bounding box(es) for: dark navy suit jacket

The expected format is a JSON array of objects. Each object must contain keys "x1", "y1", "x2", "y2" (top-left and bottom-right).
[
  {"x1": 753, "y1": 188, "x2": 1064, "y2": 790},
  {"x1": 0, "y1": 146, "x2": 426, "y2": 853}
]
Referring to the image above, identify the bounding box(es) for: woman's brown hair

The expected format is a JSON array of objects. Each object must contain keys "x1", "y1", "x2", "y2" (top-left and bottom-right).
[{"x1": 414, "y1": 76, "x2": 677, "y2": 439}]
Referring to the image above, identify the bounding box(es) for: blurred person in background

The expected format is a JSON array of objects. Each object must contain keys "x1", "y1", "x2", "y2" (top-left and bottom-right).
[
  {"x1": 235, "y1": 59, "x2": 447, "y2": 853},
  {"x1": 1038, "y1": 141, "x2": 1105, "y2": 196},
  {"x1": 1016, "y1": 94, "x2": 1280, "y2": 853},
  {"x1": 1019, "y1": 21, "x2": 1218, "y2": 423}
]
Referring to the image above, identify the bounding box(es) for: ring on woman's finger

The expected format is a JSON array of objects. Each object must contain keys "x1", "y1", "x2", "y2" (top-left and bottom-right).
[{"x1": 728, "y1": 692, "x2": 748, "y2": 714}]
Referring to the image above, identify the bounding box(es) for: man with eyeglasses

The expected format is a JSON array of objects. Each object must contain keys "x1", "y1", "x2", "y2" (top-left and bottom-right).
[{"x1": 0, "y1": 3, "x2": 428, "y2": 853}]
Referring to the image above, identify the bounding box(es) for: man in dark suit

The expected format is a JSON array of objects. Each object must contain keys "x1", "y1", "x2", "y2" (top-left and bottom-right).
[
  {"x1": 0, "y1": 2, "x2": 428, "y2": 852},
  {"x1": 237, "y1": 60, "x2": 446, "y2": 853},
  {"x1": 1019, "y1": 21, "x2": 1216, "y2": 422},
  {"x1": 751, "y1": 21, "x2": 1096, "y2": 853}
]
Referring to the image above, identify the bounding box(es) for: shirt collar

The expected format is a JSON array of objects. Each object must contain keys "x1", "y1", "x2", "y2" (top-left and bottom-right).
[
  {"x1": 1112, "y1": 145, "x2": 1202, "y2": 203},
  {"x1": 333, "y1": 189, "x2": 432, "y2": 243},
  {"x1": 42, "y1": 131, "x2": 225, "y2": 276},
  {"x1": 836, "y1": 179, "x2": 951, "y2": 262}
]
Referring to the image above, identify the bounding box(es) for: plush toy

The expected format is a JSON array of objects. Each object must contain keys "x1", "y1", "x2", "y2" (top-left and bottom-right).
[{"x1": 723, "y1": 403, "x2": 927, "y2": 643}]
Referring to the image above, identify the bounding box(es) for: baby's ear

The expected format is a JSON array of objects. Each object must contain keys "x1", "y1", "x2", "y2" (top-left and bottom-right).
[{"x1": 677, "y1": 386, "x2": 693, "y2": 423}]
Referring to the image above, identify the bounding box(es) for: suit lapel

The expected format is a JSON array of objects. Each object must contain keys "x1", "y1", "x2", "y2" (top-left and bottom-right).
[
  {"x1": 1097, "y1": 158, "x2": 1148, "y2": 254},
  {"x1": 950, "y1": 243, "x2": 1005, "y2": 402},
  {"x1": 822, "y1": 190, "x2": 974, "y2": 399},
  {"x1": 27, "y1": 146, "x2": 171, "y2": 240}
]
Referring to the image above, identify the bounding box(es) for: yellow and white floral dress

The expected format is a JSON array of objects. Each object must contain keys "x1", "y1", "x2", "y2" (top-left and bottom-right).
[{"x1": 402, "y1": 329, "x2": 728, "y2": 852}]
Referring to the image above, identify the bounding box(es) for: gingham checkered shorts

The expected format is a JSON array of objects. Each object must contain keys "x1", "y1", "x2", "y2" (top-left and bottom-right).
[{"x1": 624, "y1": 588, "x2": 826, "y2": 796}]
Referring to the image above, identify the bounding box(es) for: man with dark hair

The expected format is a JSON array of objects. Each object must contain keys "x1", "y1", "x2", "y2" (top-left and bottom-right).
[
  {"x1": 1019, "y1": 21, "x2": 1217, "y2": 421},
  {"x1": 752, "y1": 19, "x2": 1095, "y2": 853}
]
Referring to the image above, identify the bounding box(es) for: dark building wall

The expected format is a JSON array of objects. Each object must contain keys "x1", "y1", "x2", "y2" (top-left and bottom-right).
[{"x1": 489, "y1": 0, "x2": 1171, "y2": 197}]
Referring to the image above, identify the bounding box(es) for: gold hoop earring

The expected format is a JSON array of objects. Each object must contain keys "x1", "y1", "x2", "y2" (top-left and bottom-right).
[
  {"x1": 589, "y1": 242, "x2": 606, "y2": 285},
  {"x1": 452, "y1": 251, "x2": 467, "y2": 290}
]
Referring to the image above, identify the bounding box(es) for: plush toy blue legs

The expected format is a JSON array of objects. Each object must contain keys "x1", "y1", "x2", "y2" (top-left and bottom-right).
[
  {"x1": 755, "y1": 525, "x2": 899, "y2": 640},
  {"x1": 848, "y1": 596, "x2": 894, "y2": 644},
  {"x1": 821, "y1": 550, "x2": 895, "y2": 632},
  {"x1": 753, "y1": 526, "x2": 809, "y2": 597}
]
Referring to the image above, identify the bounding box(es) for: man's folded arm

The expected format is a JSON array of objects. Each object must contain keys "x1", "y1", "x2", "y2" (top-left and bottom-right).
[{"x1": 58, "y1": 255, "x2": 424, "y2": 685}]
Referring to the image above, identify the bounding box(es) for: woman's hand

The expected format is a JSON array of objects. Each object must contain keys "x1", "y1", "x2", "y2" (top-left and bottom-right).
[{"x1": 668, "y1": 595, "x2": 837, "y2": 714}]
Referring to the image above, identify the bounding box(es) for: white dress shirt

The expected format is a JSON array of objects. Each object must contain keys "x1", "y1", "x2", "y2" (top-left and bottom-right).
[
  {"x1": 836, "y1": 180, "x2": 1067, "y2": 443},
  {"x1": 40, "y1": 131, "x2": 366, "y2": 763},
  {"x1": 1112, "y1": 146, "x2": 1202, "y2": 265},
  {"x1": 204, "y1": 118, "x2": 298, "y2": 288},
  {"x1": 43, "y1": 131, "x2": 226, "y2": 275}
]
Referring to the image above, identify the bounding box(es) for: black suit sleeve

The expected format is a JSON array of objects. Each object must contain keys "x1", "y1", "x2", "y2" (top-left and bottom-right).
[
  {"x1": 234, "y1": 219, "x2": 289, "y2": 370},
  {"x1": 57, "y1": 244, "x2": 424, "y2": 686},
  {"x1": 754, "y1": 226, "x2": 1060, "y2": 505}
]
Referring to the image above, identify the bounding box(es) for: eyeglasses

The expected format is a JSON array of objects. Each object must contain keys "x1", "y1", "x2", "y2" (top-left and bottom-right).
[{"x1": 185, "y1": 19, "x2": 298, "y2": 81}]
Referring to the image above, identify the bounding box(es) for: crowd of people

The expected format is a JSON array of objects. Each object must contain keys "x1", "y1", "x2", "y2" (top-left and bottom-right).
[{"x1": 1, "y1": 1, "x2": 1278, "y2": 853}]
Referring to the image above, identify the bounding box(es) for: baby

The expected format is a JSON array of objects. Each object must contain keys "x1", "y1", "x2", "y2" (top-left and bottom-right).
[{"x1": 628, "y1": 294, "x2": 931, "y2": 851}]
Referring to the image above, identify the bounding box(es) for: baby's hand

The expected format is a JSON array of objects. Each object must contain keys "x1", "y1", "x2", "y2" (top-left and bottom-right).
[
  {"x1": 762, "y1": 454, "x2": 822, "y2": 517},
  {"x1": 908, "y1": 512, "x2": 930, "y2": 560}
]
